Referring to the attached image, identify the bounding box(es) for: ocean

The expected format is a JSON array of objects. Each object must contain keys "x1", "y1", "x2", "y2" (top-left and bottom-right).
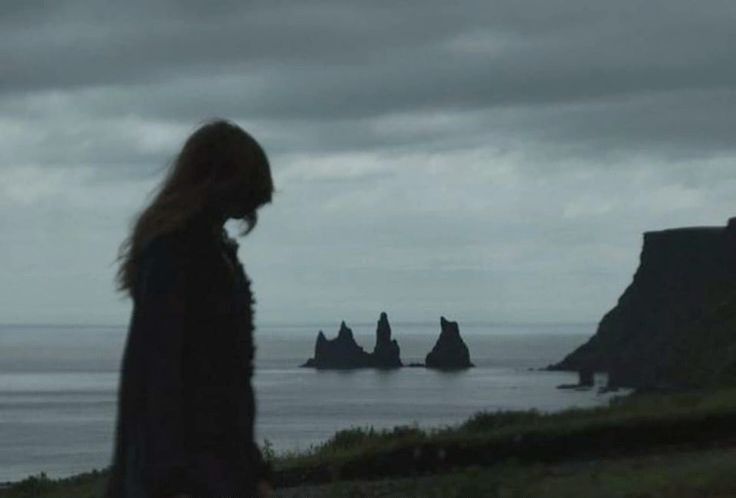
[{"x1": 0, "y1": 321, "x2": 618, "y2": 484}]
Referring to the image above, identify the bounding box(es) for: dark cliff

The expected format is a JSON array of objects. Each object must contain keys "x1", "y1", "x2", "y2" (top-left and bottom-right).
[
  {"x1": 425, "y1": 316, "x2": 474, "y2": 369},
  {"x1": 550, "y1": 217, "x2": 736, "y2": 389}
]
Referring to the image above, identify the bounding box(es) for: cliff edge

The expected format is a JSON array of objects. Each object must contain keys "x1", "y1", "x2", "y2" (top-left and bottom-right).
[{"x1": 549, "y1": 217, "x2": 736, "y2": 389}]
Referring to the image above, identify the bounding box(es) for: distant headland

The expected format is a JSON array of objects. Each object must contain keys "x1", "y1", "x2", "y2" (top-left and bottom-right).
[
  {"x1": 549, "y1": 217, "x2": 736, "y2": 391},
  {"x1": 300, "y1": 312, "x2": 474, "y2": 370}
]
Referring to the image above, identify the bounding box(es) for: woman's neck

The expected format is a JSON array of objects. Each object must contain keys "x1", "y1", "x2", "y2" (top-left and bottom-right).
[{"x1": 187, "y1": 207, "x2": 227, "y2": 239}]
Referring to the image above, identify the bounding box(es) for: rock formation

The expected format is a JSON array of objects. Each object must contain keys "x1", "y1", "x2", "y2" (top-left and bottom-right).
[
  {"x1": 425, "y1": 316, "x2": 474, "y2": 369},
  {"x1": 301, "y1": 321, "x2": 373, "y2": 369},
  {"x1": 556, "y1": 368, "x2": 595, "y2": 390},
  {"x1": 549, "y1": 217, "x2": 736, "y2": 390},
  {"x1": 372, "y1": 312, "x2": 403, "y2": 368},
  {"x1": 301, "y1": 313, "x2": 403, "y2": 369}
]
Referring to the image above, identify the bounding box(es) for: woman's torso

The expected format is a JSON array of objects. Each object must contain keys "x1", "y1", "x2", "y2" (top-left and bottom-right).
[{"x1": 111, "y1": 219, "x2": 259, "y2": 497}]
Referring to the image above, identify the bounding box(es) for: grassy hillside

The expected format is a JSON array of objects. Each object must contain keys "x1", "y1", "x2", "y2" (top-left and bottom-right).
[
  {"x1": 4, "y1": 388, "x2": 736, "y2": 497},
  {"x1": 276, "y1": 446, "x2": 736, "y2": 498}
]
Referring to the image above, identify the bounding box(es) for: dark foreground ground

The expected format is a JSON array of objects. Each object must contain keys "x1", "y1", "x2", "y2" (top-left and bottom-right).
[
  {"x1": 275, "y1": 445, "x2": 736, "y2": 498},
  {"x1": 5, "y1": 388, "x2": 736, "y2": 497}
]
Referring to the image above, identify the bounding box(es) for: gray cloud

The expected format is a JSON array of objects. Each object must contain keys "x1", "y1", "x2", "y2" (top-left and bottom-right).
[{"x1": 1, "y1": 1, "x2": 735, "y2": 325}]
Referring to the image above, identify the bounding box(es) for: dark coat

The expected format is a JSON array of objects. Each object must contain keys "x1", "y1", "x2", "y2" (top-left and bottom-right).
[{"x1": 104, "y1": 212, "x2": 271, "y2": 498}]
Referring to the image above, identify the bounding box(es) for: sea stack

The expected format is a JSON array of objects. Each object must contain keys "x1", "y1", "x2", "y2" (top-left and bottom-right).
[
  {"x1": 372, "y1": 312, "x2": 403, "y2": 368},
  {"x1": 425, "y1": 316, "x2": 474, "y2": 369},
  {"x1": 300, "y1": 321, "x2": 373, "y2": 369}
]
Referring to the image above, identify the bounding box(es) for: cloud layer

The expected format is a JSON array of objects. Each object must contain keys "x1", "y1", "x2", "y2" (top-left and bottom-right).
[{"x1": 2, "y1": 1, "x2": 735, "y2": 326}]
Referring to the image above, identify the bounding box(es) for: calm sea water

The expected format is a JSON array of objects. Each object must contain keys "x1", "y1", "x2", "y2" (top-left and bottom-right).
[{"x1": 0, "y1": 321, "x2": 616, "y2": 484}]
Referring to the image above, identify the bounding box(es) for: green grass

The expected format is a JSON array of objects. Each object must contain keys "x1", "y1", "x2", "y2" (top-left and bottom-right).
[
  {"x1": 271, "y1": 387, "x2": 736, "y2": 482},
  {"x1": 5, "y1": 388, "x2": 736, "y2": 497},
  {"x1": 0, "y1": 469, "x2": 108, "y2": 498},
  {"x1": 278, "y1": 447, "x2": 736, "y2": 497}
]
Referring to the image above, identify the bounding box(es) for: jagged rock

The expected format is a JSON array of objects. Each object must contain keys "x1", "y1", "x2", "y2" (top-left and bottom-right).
[
  {"x1": 372, "y1": 312, "x2": 403, "y2": 368},
  {"x1": 425, "y1": 317, "x2": 474, "y2": 369},
  {"x1": 579, "y1": 368, "x2": 594, "y2": 387},
  {"x1": 301, "y1": 313, "x2": 405, "y2": 369},
  {"x1": 300, "y1": 321, "x2": 373, "y2": 369},
  {"x1": 556, "y1": 369, "x2": 595, "y2": 390},
  {"x1": 549, "y1": 217, "x2": 736, "y2": 390}
]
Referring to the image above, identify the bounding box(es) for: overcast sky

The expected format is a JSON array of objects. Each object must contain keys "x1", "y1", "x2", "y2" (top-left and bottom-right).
[{"x1": 1, "y1": 1, "x2": 735, "y2": 328}]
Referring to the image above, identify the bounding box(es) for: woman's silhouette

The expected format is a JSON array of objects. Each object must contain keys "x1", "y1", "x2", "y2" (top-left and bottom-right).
[{"x1": 105, "y1": 119, "x2": 275, "y2": 497}]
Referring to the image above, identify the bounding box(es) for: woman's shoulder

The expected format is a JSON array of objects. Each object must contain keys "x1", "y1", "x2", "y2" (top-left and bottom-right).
[
  {"x1": 141, "y1": 224, "x2": 205, "y2": 257},
  {"x1": 140, "y1": 233, "x2": 180, "y2": 264},
  {"x1": 136, "y1": 233, "x2": 192, "y2": 290}
]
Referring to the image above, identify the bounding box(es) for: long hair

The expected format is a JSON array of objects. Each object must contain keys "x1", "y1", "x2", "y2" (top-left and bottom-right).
[{"x1": 113, "y1": 118, "x2": 274, "y2": 298}]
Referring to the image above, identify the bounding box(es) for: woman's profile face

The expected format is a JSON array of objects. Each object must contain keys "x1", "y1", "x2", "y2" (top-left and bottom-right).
[
  {"x1": 224, "y1": 197, "x2": 254, "y2": 219},
  {"x1": 212, "y1": 138, "x2": 273, "y2": 223},
  {"x1": 217, "y1": 175, "x2": 269, "y2": 221}
]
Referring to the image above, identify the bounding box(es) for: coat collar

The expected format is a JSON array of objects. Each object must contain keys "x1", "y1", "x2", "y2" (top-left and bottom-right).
[
  {"x1": 181, "y1": 209, "x2": 239, "y2": 258},
  {"x1": 183, "y1": 208, "x2": 224, "y2": 239}
]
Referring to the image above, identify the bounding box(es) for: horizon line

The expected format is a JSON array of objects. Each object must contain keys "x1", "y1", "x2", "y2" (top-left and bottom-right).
[{"x1": 0, "y1": 320, "x2": 598, "y2": 329}]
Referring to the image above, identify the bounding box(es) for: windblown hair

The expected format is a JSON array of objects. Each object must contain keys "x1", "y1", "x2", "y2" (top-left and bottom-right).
[{"x1": 114, "y1": 118, "x2": 274, "y2": 299}]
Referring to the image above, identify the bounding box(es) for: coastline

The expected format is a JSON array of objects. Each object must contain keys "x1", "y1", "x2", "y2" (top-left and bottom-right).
[{"x1": 8, "y1": 387, "x2": 736, "y2": 497}]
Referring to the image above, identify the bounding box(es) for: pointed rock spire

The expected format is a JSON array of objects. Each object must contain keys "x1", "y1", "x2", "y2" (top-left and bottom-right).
[
  {"x1": 372, "y1": 312, "x2": 402, "y2": 368},
  {"x1": 425, "y1": 316, "x2": 474, "y2": 369}
]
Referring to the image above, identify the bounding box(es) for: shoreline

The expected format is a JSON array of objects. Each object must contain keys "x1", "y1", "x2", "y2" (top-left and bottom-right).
[
  {"x1": 10, "y1": 387, "x2": 736, "y2": 496},
  {"x1": 0, "y1": 386, "x2": 634, "y2": 490}
]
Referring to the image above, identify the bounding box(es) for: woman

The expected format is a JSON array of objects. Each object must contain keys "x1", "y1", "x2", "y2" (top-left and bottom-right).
[{"x1": 105, "y1": 119, "x2": 275, "y2": 497}]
